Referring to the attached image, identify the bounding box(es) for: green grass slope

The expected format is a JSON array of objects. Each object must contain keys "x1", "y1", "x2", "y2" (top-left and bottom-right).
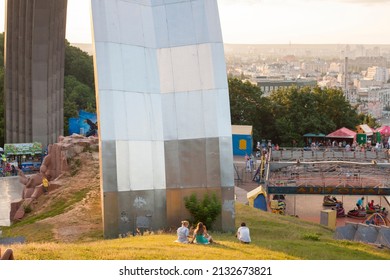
[
  {"x1": 1, "y1": 151, "x2": 389, "y2": 259},
  {"x1": 2, "y1": 203, "x2": 389, "y2": 260}
]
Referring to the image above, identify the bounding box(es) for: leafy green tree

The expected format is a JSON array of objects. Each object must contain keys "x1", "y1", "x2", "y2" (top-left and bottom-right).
[
  {"x1": 268, "y1": 86, "x2": 360, "y2": 146},
  {"x1": 184, "y1": 192, "x2": 221, "y2": 230},
  {"x1": 64, "y1": 40, "x2": 94, "y2": 89},
  {"x1": 63, "y1": 75, "x2": 95, "y2": 135},
  {"x1": 228, "y1": 78, "x2": 273, "y2": 147},
  {"x1": 358, "y1": 113, "x2": 379, "y2": 129},
  {"x1": 63, "y1": 42, "x2": 96, "y2": 135}
]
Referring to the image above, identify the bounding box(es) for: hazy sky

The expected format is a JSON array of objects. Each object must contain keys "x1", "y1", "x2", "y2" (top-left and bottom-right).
[{"x1": 0, "y1": 0, "x2": 389, "y2": 44}]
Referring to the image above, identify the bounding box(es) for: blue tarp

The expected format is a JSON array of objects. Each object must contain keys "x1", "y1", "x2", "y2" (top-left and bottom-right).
[
  {"x1": 68, "y1": 118, "x2": 80, "y2": 135},
  {"x1": 68, "y1": 110, "x2": 98, "y2": 137}
]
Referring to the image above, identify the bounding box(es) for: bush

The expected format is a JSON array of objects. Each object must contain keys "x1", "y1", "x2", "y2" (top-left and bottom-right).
[
  {"x1": 302, "y1": 233, "x2": 320, "y2": 241},
  {"x1": 23, "y1": 204, "x2": 32, "y2": 214},
  {"x1": 184, "y1": 192, "x2": 221, "y2": 230}
]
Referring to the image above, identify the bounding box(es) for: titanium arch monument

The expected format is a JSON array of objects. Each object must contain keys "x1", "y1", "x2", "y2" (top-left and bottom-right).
[{"x1": 4, "y1": 0, "x2": 235, "y2": 238}]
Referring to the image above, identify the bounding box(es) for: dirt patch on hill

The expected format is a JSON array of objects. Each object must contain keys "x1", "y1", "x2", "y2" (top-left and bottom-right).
[{"x1": 27, "y1": 151, "x2": 103, "y2": 243}]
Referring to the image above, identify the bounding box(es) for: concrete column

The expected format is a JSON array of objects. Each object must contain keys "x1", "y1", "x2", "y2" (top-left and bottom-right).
[{"x1": 4, "y1": 0, "x2": 67, "y2": 148}]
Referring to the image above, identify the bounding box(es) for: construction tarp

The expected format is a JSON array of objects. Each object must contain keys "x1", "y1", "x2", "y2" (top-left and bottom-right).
[
  {"x1": 247, "y1": 185, "x2": 267, "y2": 211},
  {"x1": 326, "y1": 127, "x2": 356, "y2": 139}
]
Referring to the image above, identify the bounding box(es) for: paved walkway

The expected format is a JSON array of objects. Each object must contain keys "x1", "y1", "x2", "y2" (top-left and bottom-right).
[{"x1": 0, "y1": 177, "x2": 24, "y2": 226}]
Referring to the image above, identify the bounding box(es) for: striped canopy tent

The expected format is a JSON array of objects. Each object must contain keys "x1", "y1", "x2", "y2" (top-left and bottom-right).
[{"x1": 376, "y1": 125, "x2": 390, "y2": 136}]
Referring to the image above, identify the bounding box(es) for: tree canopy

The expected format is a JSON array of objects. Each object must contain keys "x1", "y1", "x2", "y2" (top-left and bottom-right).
[{"x1": 228, "y1": 78, "x2": 367, "y2": 147}]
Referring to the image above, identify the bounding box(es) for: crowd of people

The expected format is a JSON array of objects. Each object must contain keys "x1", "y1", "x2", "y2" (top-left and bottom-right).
[
  {"x1": 306, "y1": 138, "x2": 390, "y2": 153},
  {"x1": 0, "y1": 162, "x2": 18, "y2": 177}
]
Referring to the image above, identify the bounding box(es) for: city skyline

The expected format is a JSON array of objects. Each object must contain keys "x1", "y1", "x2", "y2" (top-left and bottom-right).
[{"x1": 0, "y1": 0, "x2": 389, "y2": 44}]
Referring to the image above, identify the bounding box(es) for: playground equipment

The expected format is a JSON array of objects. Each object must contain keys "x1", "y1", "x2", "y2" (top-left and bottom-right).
[
  {"x1": 270, "y1": 194, "x2": 286, "y2": 215},
  {"x1": 247, "y1": 185, "x2": 268, "y2": 211}
]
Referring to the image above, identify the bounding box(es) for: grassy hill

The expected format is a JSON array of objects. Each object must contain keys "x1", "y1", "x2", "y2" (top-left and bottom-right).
[{"x1": 1, "y1": 150, "x2": 389, "y2": 260}]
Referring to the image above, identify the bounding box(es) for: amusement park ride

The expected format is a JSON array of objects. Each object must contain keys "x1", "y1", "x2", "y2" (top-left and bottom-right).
[{"x1": 259, "y1": 148, "x2": 390, "y2": 226}]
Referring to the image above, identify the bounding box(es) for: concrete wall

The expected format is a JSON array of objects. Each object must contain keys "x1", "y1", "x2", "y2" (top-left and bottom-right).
[{"x1": 334, "y1": 221, "x2": 390, "y2": 248}]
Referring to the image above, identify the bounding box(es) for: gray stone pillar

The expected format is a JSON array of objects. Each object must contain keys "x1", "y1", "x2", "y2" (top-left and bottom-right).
[{"x1": 4, "y1": 0, "x2": 67, "y2": 148}]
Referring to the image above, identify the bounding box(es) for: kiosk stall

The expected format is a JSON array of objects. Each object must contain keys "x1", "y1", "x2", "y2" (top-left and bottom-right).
[{"x1": 3, "y1": 142, "x2": 43, "y2": 173}]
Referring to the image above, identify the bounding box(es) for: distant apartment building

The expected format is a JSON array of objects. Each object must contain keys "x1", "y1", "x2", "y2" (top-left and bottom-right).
[
  {"x1": 354, "y1": 79, "x2": 383, "y2": 90},
  {"x1": 365, "y1": 66, "x2": 389, "y2": 83},
  {"x1": 301, "y1": 61, "x2": 328, "y2": 74},
  {"x1": 354, "y1": 87, "x2": 390, "y2": 118},
  {"x1": 256, "y1": 77, "x2": 317, "y2": 95},
  {"x1": 349, "y1": 56, "x2": 388, "y2": 70},
  {"x1": 378, "y1": 86, "x2": 390, "y2": 109}
]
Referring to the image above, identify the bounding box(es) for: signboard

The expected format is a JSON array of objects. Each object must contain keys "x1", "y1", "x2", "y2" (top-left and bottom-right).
[
  {"x1": 4, "y1": 142, "x2": 43, "y2": 155},
  {"x1": 267, "y1": 185, "x2": 390, "y2": 196},
  {"x1": 356, "y1": 133, "x2": 367, "y2": 145}
]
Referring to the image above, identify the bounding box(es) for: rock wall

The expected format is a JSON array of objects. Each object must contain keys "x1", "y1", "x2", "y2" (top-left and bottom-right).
[{"x1": 10, "y1": 134, "x2": 99, "y2": 222}]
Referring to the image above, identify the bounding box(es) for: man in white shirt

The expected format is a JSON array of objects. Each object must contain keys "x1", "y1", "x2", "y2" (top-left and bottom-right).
[{"x1": 236, "y1": 222, "x2": 251, "y2": 244}]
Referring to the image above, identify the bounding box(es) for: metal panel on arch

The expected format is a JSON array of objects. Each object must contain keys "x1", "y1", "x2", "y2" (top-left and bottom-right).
[{"x1": 91, "y1": 0, "x2": 235, "y2": 238}]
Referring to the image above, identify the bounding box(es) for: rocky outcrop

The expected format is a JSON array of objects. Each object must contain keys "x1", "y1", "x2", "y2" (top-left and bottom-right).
[{"x1": 10, "y1": 134, "x2": 99, "y2": 222}]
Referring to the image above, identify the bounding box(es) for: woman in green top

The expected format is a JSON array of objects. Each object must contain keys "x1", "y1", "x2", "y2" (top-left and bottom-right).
[{"x1": 190, "y1": 222, "x2": 213, "y2": 244}]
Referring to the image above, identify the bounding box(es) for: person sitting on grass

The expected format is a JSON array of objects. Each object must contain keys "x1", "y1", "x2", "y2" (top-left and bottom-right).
[
  {"x1": 236, "y1": 222, "x2": 251, "y2": 244},
  {"x1": 175, "y1": 220, "x2": 190, "y2": 243},
  {"x1": 190, "y1": 222, "x2": 213, "y2": 244}
]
